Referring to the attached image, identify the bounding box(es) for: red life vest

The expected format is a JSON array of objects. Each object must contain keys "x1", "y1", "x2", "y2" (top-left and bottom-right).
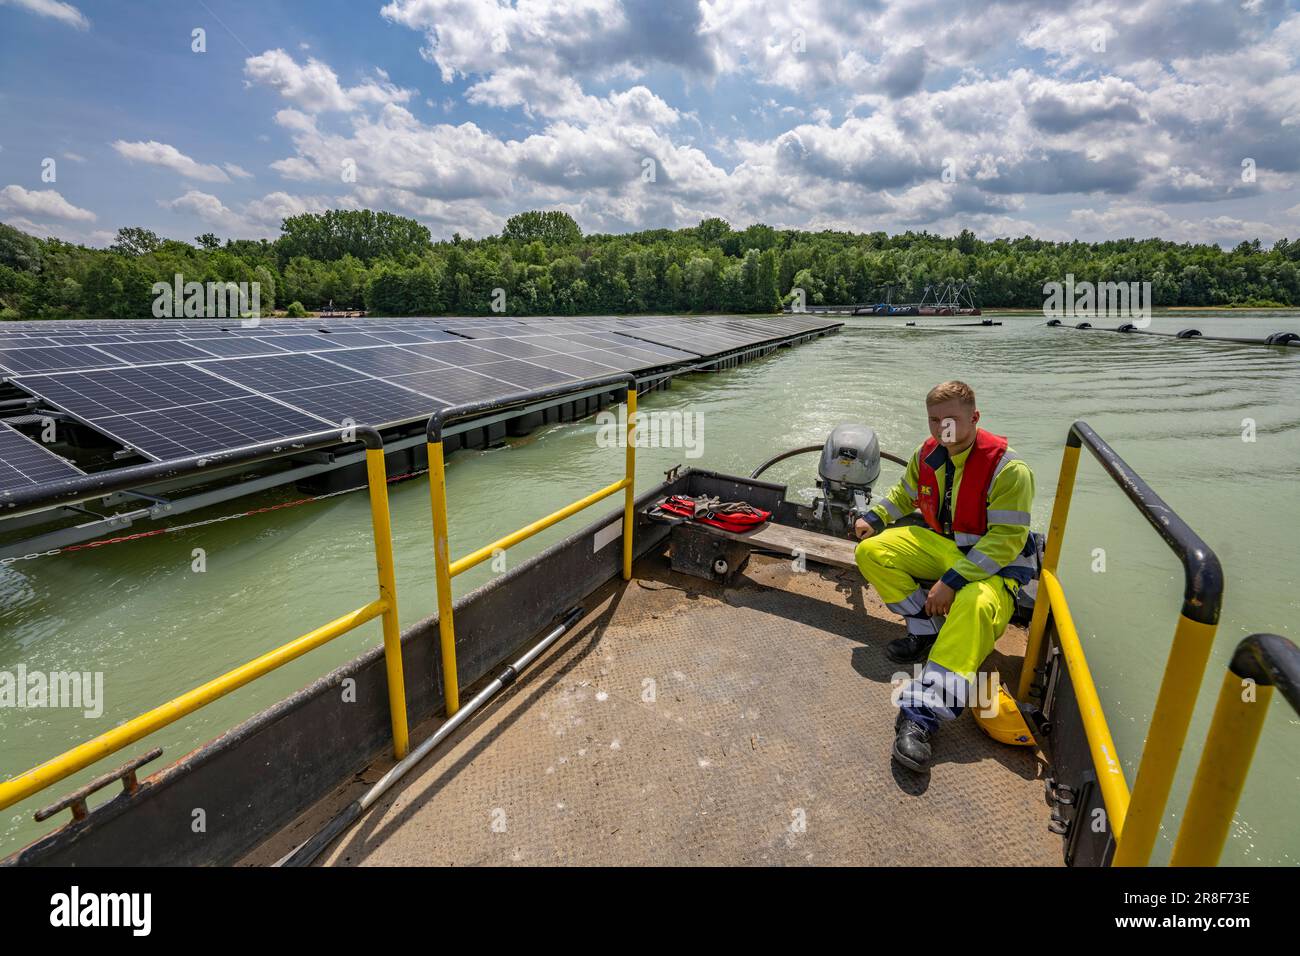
[
  {"x1": 914, "y1": 429, "x2": 1008, "y2": 538},
  {"x1": 650, "y1": 495, "x2": 771, "y2": 532},
  {"x1": 695, "y1": 504, "x2": 770, "y2": 532}
]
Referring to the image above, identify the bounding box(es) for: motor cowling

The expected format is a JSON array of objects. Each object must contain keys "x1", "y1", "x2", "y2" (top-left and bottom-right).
[
  {"x1": 809, "y1": 424, "x2": 882, "y2": 537},
  {"x1": 818, "y1": 424, "x2": 882, "y2": 491}
]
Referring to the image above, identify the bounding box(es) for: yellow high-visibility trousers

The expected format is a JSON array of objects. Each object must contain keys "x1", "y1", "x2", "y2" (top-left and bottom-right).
[{"x1": 854, "y1": 524, "x2": 1015, "y2": 678}]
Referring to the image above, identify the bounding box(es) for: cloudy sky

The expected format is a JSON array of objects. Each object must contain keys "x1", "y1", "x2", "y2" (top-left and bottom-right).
[{"x1": 1, "y1": 0, "x2": 1298, "y2": 247}]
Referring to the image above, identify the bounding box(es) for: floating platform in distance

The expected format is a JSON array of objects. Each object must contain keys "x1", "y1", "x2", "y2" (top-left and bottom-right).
[{"x1": 1045, "y1": 319, "x2": 1300, "y2": 348}]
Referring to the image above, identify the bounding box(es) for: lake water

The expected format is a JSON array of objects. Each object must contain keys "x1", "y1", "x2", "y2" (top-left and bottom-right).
[{"x1": 2, "y1": 310, "x2": 1298, "y2": 864}]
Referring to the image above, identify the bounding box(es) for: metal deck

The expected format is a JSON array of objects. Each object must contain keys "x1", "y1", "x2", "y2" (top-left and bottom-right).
[{"x1": 246, "y1": 552, "x2": 1059, "y2": 867}]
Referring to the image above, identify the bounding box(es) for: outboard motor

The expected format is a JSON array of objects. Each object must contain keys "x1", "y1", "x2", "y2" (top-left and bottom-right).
[{"x1": 806, "y1": 424, "x2": 882, "y2": 537}]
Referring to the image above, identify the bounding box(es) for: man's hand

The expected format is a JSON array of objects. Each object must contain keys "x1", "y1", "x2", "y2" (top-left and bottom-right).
[
  {"x1": 925, "y1": 580, "x2": 956, "y2": 616},
  {"x1": 853, "y1": 518, "x2": 875, "y2": 541}
]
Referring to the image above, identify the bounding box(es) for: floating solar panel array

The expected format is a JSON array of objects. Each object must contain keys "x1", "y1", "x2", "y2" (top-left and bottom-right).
[
  {"x1": 0, "y1": 421, "x2": 84, "y2": 491},
  {"x1": 0, "y1": 314, "x2": 838, "y2": 481}
]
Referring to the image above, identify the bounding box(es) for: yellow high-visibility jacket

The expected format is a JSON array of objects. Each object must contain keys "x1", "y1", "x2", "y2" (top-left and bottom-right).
[{"x1": 863, "y1": 437, "x2": 1036, "y2": 589}]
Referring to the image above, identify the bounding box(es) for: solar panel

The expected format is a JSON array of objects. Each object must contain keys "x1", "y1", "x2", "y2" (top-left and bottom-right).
[
  {"x1": 367, "y1": 331, "x2": 429, "y2": 345},
  {"x1": 0, "y1": 345, "x2": 117, "y2": 375},
  {"x1": 401, "y1": 341, "x2": 503, "y2": 366},
  {"x1": 471, "y1": 338, "x2": 561, "y2": 360},
  {"x1": 96, "y1": 341, "x2": 218, "y2": 365},
  {"x1": 575, "y1": 350, "x2": 639, "y2": 371},
  {"x1": 605, "y1": 334, "x2": 701, "y2": 359},
  {"x1": 198, "y1": 354, "x2": 368, "y2": 393},
  {"x1": 520, "y1": 351, "x2": 623, "y2": 378},
  {"x1": 0, "y1": 422, "x2": 83, "y2": 492},
  {"x1": 251, "y1": 334, "x2": 345, "y2": 351},
  {"x1": 403, "y1": 330, "x2": 462, "y2": 343},
  {"x1": 271, "y1": 379, "x2": 447, "y2": 427},
  {"x1": 183, "y1": 337, "x2": 290, "y2": 358},
  {"x1": 15, "y1": 365, "x2": 255, "y2": 418},
  {"x1": 472, "y1": 360, "x2": 576, "y2": 390},
  {"x1": 317, "y1": 346, "x2": 450, "y2": 377},
  {"x1": 91, "y1": 399, "x2": 329, "y2": 461},
  {"x1": 312, "y1": 332, "x2": 391, "y2": 349},
  {"x1": 386, "y1": 367, "x2": 511, "y2": 406},
  {"x1": 42, "y1": 334, "x2": 128, "y2": 345}
]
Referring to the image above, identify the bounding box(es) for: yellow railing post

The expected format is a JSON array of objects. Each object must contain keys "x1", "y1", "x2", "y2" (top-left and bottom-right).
[
  {"x1": 1169, "y1": 669, "x2": 1273, "y2": 866},
  {"x1": 427, "y1": 437, "x2": 460, "y2": 715},
  {"x1": 1112, "y1": 613, "x2": 1219, "y2": 866},
  {"x1": 622, "y1": 385, "x2": 637, "y2": 581},
  {"x1": 1039, "y1": 570, "x2": 1132, "y2": 841},
  {"x1": 364, "y1": 447, "x2": 409, "y2": 759},
  {"x1": 426, "y1": 383, "x2": 637, "y2": 713},
  {"x1": 1018, "y1": 442, "x2": 1081, "y2": 700}
]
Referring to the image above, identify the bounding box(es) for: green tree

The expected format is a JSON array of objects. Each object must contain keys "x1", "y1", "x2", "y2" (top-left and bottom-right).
[
  {"x1": 501, "y1": 210, "x2": 582, "y2": 245},
  {"x1": 111, "y1": 227, "x2": 161, "y2": 257}
]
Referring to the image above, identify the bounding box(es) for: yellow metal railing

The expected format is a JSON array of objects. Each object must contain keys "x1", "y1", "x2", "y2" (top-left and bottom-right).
[
  {"x1": 1170, "y1": 633, "x2": 1298, "y2": 866},
  {"x1": 0, "y1": 438, "x2": 410, "y2": 816},
  {"x1": 1018, "y1": 421, "x2": 1224, "y2": 866},
  {"x1": 426, "y1": 381, "x2": 638, "y2": 714}
]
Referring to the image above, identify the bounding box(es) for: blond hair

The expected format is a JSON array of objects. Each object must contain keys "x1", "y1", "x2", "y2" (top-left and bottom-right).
[{"x1": 926, "y1": 380, "x2": 976, "y2": 408}]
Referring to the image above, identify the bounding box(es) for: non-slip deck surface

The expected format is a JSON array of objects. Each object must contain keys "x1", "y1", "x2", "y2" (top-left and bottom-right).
[{"x1": 249, "y1": 555, "x2": 1060, "y2": 867}]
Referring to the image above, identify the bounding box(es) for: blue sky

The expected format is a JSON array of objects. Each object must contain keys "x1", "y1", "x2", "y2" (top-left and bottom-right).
[{"x1": 1, "y1": 0, "x2": 1298, "y2": 247}]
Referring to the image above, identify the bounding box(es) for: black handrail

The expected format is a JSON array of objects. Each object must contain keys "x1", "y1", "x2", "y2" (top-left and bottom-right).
[
  {"x1": 1230, "y1": 633, "x2": 1300, "y2": 715},
  {"x1": 426, "y1": 373, "x2": 637, "y2": 442},
  {"x1": 1067, "y1": 420, "x2": 1224, "y2": 625},
  {"x1": 0, "y1": 426, "x2": 380, "y2": 520}
]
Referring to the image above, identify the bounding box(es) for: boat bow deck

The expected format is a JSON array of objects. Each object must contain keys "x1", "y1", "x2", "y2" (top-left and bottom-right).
[{"x1": 247, "y1": 554, "x2": 1060, "y2": 866}]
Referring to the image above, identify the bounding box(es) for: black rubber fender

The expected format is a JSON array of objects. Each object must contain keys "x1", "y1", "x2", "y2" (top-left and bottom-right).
[
  {"x1": 1264, "y1": 331, "x2": 1299, "y2": 345},
  {"x1": 1117, "y1": 322, "x2": 1137, "y2": 333},
  {"x1": 1075, "y1": 321, "x2": 1092, "y2": 329},
  {"x1": 1176, "y1": 327, "x2": 1202, "y2": 338}
]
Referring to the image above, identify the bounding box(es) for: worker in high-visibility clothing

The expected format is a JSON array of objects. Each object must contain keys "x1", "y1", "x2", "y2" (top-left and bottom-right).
[{"x1": 853, "y1": 380, "x2": 1037, "y2": 772}]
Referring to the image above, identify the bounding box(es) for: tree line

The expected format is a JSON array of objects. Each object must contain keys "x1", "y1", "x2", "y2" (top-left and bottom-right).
[{"x1": 2, "y1": 209, "x2": 1298, "y2": 321}]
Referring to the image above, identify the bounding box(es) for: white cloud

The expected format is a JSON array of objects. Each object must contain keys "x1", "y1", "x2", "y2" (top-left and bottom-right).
[
  {"x1": 161, "y1": 189, "x2": 336, "y2": 238},
  {"x1": 112, "y1": 140, "x2": 231, "y2": 183},
  {"x1": 1068, "y1": 202, "x2": 1298, "y2": 245},
  {"x1": 223, "y1": 163, "x2": 253, "y2": 179},
  {"x1": 243, "y1": 49, "x2": 415, "y2": 113},
  {"x1": 0, "y1": 184, "x2": 96, "y2": 221},
  {"x1": 137, "y1": 4, "x2": 1300, "y2": 245},
  {"x1": 0, "y1": 0, "x2": 88, "y2": 30}
]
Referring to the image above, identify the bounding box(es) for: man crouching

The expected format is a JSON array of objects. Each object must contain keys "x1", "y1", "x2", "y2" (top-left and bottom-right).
[{"x1": 853, "y1": 381, "x2": 1036, "y2": 772}]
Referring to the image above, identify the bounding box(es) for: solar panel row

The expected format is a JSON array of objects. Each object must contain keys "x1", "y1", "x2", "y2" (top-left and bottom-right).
[{"x1": 0, "y1": 315, "x2": 838, "y2": 465}]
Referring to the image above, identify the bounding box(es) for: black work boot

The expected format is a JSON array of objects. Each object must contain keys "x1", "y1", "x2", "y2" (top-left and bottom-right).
[
  {"x1": 885, "y1": 633, "x2": 937, "y2": 664},
  {"x1": 892, "y1": 712, "x2": 933, "y2": 772}
]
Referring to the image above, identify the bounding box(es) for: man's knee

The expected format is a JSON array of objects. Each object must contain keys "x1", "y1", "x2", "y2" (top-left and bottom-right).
[{"x1": 855, "y1": 537, "x2": 885, "y2": 568}]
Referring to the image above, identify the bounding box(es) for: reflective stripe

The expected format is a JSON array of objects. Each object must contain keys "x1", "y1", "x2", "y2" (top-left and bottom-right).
[
  {"x1": 905, "y1": 615, "x2": 942, "y2": 636},
  {"x1": 902, "y1": 479, "x2": 917, "y2": 499},
  {"x1": 990, "y1": 450, "x2": 1020, "y2": 484},
  {"x1": 987, "y1": 509, "x2": 1030, "y2": 525},
  {"x1": 897, "y1": 660, "x2": 971, "y2": 721},
  {"x1": 955, "y1": 531, "x2": 982, "y2": 547},
  {"x1": 886, "y1": 588, "x2": 927, "y2": 617},
  {"x1": 880, "y1": 498, "x2": 904, "y2": 520},
  {"x1": 967, "y1": 548, "x2": 1001, "y2": 573}
]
